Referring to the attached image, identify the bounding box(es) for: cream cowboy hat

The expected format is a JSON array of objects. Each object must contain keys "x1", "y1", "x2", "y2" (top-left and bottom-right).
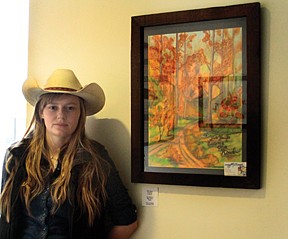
[{"x1": 22, "y1": 69, "x2": 105, "y2": 115}]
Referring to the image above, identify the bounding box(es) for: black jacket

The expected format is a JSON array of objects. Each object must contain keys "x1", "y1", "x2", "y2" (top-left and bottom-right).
[{"x1": 0, "y1": 139, "x2": 137, "y2": 239}]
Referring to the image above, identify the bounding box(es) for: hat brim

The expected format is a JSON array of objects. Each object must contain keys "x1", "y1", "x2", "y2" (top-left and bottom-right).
[{"x1": 22, "y1": 77, "x2": 105, "y2": 116}]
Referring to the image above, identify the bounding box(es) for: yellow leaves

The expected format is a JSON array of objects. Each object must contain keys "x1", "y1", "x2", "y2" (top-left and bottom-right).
[{"x1": 212, "y1": 84, "x2": 221, "y2": 98}]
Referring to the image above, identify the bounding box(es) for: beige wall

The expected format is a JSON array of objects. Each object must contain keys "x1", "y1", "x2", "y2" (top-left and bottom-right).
[{"x1": 28, "y1": 0, "x2": 288, "y2": 238}]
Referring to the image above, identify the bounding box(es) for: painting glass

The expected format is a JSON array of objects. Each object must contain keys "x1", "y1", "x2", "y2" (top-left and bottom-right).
[{"x1": 144, "y1": 18, "x2": 248, "y2": 176}]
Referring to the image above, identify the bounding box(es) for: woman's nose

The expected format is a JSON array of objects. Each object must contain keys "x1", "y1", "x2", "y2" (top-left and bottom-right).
[{"x1": 57, "y1": 108, "x2": 66, "y2": 119}]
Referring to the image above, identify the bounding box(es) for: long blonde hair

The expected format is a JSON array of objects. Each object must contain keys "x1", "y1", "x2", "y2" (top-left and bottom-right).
[{"x1": 0, "y1": 93, "x2": 109, "y2": 225}]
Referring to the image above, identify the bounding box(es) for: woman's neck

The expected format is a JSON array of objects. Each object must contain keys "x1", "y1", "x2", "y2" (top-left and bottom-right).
[{"x1": 46, "y1": 135, "x2": 68, "y2": 158}]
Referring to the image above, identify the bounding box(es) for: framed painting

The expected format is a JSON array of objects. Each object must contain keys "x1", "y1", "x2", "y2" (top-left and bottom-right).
[{"x1": 131, "y1": 2, "x2": 261, "y2": 188}]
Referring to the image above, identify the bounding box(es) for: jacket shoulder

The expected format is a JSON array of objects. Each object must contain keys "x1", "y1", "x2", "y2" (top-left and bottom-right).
[{"x1": 6, "y1": 138, "x2": 30, "y2": 158}]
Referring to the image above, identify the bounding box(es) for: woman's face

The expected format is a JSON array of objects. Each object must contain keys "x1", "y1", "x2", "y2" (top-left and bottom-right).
[{"x1": 40, "y1": 94, "x2": 81, "y2": 144}]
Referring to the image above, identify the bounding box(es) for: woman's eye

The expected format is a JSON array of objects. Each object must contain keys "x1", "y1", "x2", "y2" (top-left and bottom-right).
[
  {"x1": 47, "y1": 105, "x2": 57, "y2": 111},
  {"x1": 67, "y1": 106, "x2": 75, "y2": 111}
]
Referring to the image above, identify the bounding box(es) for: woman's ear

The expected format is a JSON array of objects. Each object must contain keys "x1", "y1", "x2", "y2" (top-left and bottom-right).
[{"x1": 39, "y1": 109, "x2": 44, "y2": 119}]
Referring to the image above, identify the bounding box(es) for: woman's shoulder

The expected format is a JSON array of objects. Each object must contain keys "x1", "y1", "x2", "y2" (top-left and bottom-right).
[
  {"x1": 2, "y1": 138, "x2": 30, "y2": 172},
  {"x1": 87, "y1": 139, "x2": 115, "y2": 166},
  {"x1": 6, "y1": 137, "x2": 30, "y2": 157},
  {"x1": 76, "y1": 139, "x2": 112, "y2": 163},
  {"x1": 89, "y1": 139, "x2": 105, "y2": 150}
]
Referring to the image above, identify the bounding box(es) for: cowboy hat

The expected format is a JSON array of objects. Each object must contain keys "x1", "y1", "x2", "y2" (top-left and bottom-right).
[{"x1": 22, "y1": 69, "x2": 105, "y2": 115}]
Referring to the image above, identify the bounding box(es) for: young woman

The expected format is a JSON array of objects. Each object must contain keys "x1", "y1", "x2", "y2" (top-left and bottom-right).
[{"x1": 0, "y1": 69, "x2": 138, "y2": 239}]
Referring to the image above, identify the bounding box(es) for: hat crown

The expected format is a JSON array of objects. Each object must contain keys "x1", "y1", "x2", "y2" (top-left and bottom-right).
[{"x1": 44, "y1": 69, "x2": 82, "y2": 92}]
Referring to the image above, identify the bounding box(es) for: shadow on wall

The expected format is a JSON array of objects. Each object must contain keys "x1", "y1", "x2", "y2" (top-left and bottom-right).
[
  {"x1": 86, "y1": 117, "x2": 143, "y2": 224},
  {"x1": 85, "y1": 117, "x2": 132, "y2": 185}
]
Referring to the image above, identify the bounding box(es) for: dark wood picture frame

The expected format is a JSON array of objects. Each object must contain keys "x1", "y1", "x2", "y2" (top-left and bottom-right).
[{"x1": 131, "y1": 2, "x2": 261, "y2": 189}]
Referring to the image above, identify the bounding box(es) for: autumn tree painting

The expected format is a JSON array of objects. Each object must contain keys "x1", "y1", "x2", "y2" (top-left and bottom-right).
[{"x1": 146, "y1": 26, "x2": 246, "y2": 171}]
